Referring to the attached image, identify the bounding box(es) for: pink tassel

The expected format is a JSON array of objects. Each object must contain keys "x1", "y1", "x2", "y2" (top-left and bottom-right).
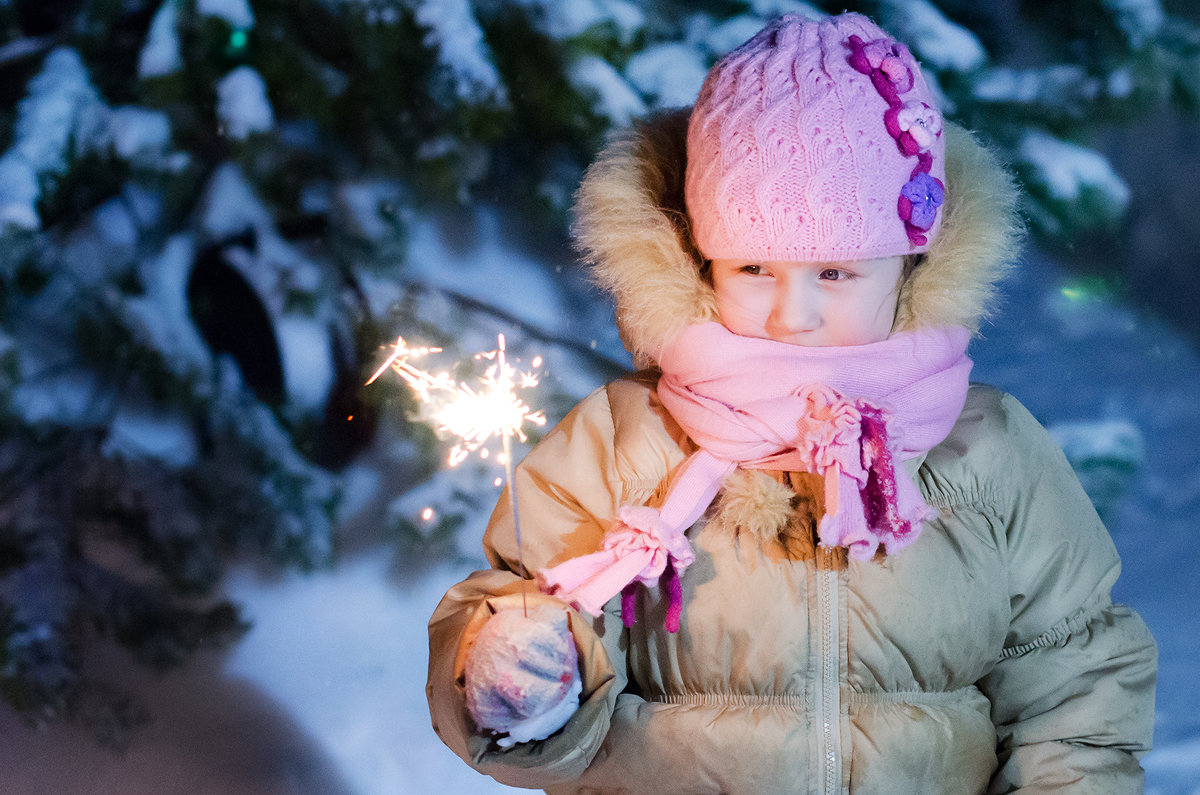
[
  {"x1": 858, "y1": 404, "x2": 937, "y2": 555},
  {"x1": 860, "y1": 407, "x2": 905, "y2": 535},
  {"x1": 621, "y1": 583, "x2": 638, "y2": 628},
  {"x1": 663, "y1": 561, "x2": 683, "y2": 633}
]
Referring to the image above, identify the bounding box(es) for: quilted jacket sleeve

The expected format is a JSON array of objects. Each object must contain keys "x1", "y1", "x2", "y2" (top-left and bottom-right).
[
  {"x1": 978, "y1": 393, "x2": 1157, "y2": 794},
  {"x1": 426, "y1": 378, "x2": 680, "y2": 789}
]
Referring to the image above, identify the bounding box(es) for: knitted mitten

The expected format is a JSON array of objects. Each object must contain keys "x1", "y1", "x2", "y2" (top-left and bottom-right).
[{"x1": 464, "y1": 606, "x2": 581, "y2": 747}]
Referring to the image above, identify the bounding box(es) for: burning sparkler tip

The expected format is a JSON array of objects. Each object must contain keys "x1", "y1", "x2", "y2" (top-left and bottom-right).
[{"x1": 368, "y1": 331, "x2": 545, "y2": 469}]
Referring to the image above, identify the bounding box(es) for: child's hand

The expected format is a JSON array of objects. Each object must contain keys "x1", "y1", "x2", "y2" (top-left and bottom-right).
[{"x1": 464, "y1": 604, "x2": 582, "y2": 747}]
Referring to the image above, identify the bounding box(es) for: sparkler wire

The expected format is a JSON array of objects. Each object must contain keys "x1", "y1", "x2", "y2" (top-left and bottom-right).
[{"x1": 497, "y1": 335, "x2": 528, "y2": 616}]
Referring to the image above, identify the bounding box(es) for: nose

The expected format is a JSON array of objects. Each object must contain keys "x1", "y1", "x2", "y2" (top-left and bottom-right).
[{"x1": 765, "y1": 277, "x2": 820, "y2": 340}]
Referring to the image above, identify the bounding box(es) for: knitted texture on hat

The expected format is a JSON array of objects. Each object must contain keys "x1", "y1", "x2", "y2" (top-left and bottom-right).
[{"x1": 685, "y1": 13, "x2": 946, "y2": 261}]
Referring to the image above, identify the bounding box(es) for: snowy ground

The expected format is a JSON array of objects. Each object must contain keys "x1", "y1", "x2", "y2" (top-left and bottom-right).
[{"x1": 224, "y1": 555, "x2": 516, "y2": 794}]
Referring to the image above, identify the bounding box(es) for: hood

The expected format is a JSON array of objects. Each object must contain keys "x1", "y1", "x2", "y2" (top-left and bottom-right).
[{"x1": 572, "y1": 108, "x2": 1023, "y2": 369}]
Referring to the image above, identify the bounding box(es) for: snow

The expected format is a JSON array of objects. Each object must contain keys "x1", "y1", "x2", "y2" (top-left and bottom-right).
[
  {"x1": 746, "y1": 0, "x2": 822, "y2": 17},
  {"x1": 415, "y1": 0, "x2": 507, "y2": 105},
  {"x1": 568, "y1": 55, "x2": 646, "y2": 126},
  {"x1": 216, "y1": 66, "x2": 275, "y2": 141},
  {"x1": 0, "y1": 153, "x2": 43, "y2": 230},
  {"x1": 1144, "y1": 737, "x2": 1200, "y2": 794},
  {"x1": 1108, "y1": 67, "x2": 1135, "y2": 99},
  {"x1": 1049, "y1": 418, "x2": 1145, "y2": 517},
  {"x1": 1019, "y1": 130, "x2": 1131, "y2": 210},
  {"x1": 515, "y1": 0, "x2": 645, "y2": 44},
  {"x1": 0, "y1": 53, "x2": 171, "y2": 230},
  {"x1": 101, "y1": 405, "x2": 198, "y2": 467},
  {"x1": 972, "y1": 67, "x2": 1040, "y2": 104},
  {"x1": 128, "y1": 233, "x2": 214, "y2": 380},
  {"x1": 972, "y1": 64, "x2": 1100, "y2": 105},
  {"x1": 275, "y1": 315, "x2": 336, "y2": 414},
  {"x1": 1104, "y1": 0, "x2": 1166, "y2": 50},
  {"x1": 12, "y1": 47, "x2": 103, "y2": 174},
  {"x1": 106, "y1": 105, "x2": 172, "y2": 159},
  {"x1": 625, "y1": 42, "x2": 710, "y2": 109},
  {"x1": 138, "y1": 0, "x2": 183, "y2": 79},
  {"x1": 224, "y1": 555, "x2": 516, "y2": 794},
  {"x1": 405, "y1": 210, "x2": 570, "y2": 335},
  {"x1": 333, "y1": 180, "x2": 406, "y2": 242},
  {"x1": 58, "y1": 197, "x2": 139, "y2": 279},
  {"x1": 197, "y1": 0, "x2": 256, "y2": 30},
  {"x1": 10, "y1": 369, "x2": 101, "y2": 427},
  {"x1": 123, "y1": 182, "x2": 167, "y2": 230},
  {"x1": 199, "y1": 162, "x2": 274, "y2": 238},
  {"x1": 209, "y1": 360, "x2": 339, "y2": 567},
  {"x1": 703, "y1": 15, "x2": 777, "y2": 55},
  {"x1": 0, "y1": 46, "x2": 104, "y2": 228},
  {"x1": 386, "y1": 458, "x2": 512, "y2": 561},
  {"x1": 880, "y1": 0, "x2": 987, "y2": 73},
  {"x1": 1049, "y1": 419, "x2": 1144, "y2": 468},
  {"x1": 92, "y1": 197, "x2": 140, "y2": 249},
  {"x1": 194, "y1": 161, "x2": 343, "y2": 415},
  {"x1": 354, "y1": 269, "x2": 410, "y2": 321}
]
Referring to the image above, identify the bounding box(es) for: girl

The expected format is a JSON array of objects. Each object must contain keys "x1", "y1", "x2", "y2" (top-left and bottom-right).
[{"x1": 427, "y1": 13, "x2": 1156, "y2": 793}]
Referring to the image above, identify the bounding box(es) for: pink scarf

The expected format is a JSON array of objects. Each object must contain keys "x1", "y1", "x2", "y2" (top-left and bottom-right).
[{"x1": 538, "y1": 323, "x2": 972, "y2": 631}]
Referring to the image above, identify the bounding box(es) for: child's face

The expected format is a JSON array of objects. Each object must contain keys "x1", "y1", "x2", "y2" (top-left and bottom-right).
[{"x1": 710, "y1": 257, "x2": 905, "y2": 347}]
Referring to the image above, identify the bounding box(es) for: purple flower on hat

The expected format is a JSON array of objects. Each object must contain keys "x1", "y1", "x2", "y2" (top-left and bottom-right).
[
  {"x1": 857, "y1": 38, "x2": 914, "y2": 94},
  {"x1": 847, "y1": 36, "x2": 914, "y2": 107},
  {"x1": 899, "y1": 171, "x2": 944, "y2": 231}
]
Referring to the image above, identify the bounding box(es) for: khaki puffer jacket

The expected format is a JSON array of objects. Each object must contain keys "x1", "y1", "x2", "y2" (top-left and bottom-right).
[{"x1": 427, "y1": 111, "x2": 1157, "y2": 794}]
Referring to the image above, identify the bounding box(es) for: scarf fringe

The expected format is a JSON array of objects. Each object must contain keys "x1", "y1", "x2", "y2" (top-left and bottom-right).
[{"x1": 537, "y1": 504, "x2": 699, "y2": 627}]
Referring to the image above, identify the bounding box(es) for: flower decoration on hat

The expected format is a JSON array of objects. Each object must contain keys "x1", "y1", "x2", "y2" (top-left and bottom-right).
[
  {"x1": 889, "y1": 101, "x2": 942, "y2": 156},
  {"x1": 899, "y1": 172, "x2": 945, "y2": 233},
  {"x1": 848, "y1": 34, "x2": 945, "y2": 247},
  {"x1": 854, "y1": 38, "x2": 914, "y2": 97}
]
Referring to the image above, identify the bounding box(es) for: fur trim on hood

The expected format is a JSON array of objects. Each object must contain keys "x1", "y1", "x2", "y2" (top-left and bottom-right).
[{"x1": 573, "y1": 108, "x2": 1024, "y2": 368}]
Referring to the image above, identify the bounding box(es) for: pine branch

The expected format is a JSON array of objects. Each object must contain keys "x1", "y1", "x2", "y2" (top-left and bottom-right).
[
  {"x1": 402, "y1": 280, "x2": 630, "y2": 378},
  {"x1": 0, "y1": 34, "x2": 65, "y2": 69}
]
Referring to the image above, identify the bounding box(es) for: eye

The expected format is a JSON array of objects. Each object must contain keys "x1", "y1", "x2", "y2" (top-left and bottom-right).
[
  {"x1": 739, "y1": 263, "x2": 764, "y2": 276},
  {"x1": 819, "y1": 268, "x2": 842, "y2": 280}
]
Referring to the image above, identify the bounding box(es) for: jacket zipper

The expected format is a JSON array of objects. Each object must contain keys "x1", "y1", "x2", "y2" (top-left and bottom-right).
[{"x1": 816, "y1": 547, "x2": 842, "y2": 794}]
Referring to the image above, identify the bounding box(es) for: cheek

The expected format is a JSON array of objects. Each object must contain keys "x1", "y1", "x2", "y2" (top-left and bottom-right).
[
  {"x1": 714, "y1": 287, "x2": 769, "y2": 334},
  {"x1": 846, "y1": 288, "x2": 901, "y2": 342}
]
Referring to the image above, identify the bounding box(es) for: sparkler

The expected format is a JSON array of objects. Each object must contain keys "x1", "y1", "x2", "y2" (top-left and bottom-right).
[
  {"x1": 368, "y1": 333, "x2": 546, "y2": 613},
  {"x1": 365, "y1": 336, "x2": 449, "y2": 397}
]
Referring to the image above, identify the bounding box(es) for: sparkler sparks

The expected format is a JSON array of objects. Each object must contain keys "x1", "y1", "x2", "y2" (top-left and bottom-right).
[
  {"x1": 365, "y1": 336, "x2": 451, "y2": 401},
  {"x1": 368, "y1": 332, "x2": 545, "y2": 613},
  {"x1": 367, "y1": 334, "x2": 546, "y2": 467},
  {"x1": 437, "y1": 336, "x2": 546, "y2": 467}
]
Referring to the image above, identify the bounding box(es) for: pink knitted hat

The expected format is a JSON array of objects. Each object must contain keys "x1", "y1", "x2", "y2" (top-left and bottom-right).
[{"x1": 686, "y1": 13, "x2": 946, "y2": 262}]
